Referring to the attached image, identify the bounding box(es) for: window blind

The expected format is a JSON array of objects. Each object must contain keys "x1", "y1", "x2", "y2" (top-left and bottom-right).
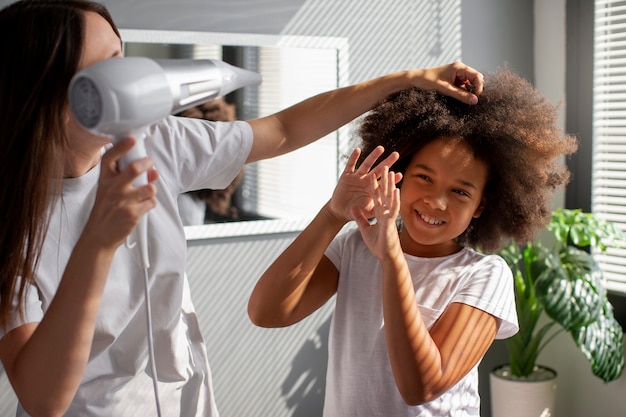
[{"x1": 593, "y1": 0, "x2": 626, "y2": 294}]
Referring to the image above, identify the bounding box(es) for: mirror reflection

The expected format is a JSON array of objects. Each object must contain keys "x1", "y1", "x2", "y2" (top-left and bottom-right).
[{"x1": 122, "y1": 32, "x2": 344, "y2": 227}]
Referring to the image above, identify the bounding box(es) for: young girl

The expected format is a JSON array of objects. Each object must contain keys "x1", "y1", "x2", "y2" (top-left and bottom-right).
[
  {"x1": 0, "y1": 1, "x2": 485, "y2": 416},
  {"x1": 248, "y1": 68, "x2": 578, "y2": 416}
]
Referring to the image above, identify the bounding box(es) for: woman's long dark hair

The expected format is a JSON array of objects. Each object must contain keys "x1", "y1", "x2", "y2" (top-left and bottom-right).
[{"x1": 0, "y1": 0, "x2": 120, "y2": 332}]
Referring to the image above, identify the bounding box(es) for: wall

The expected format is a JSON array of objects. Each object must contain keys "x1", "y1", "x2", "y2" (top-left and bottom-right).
[
  {"x1": 4, "y1": 1, "x2": 618, "y2": 417},
  {"x1": 184, "y1": 228, "x2": 335, "y2": 417},
  {"x1": 106, "y1": 0, "x2": 466, "y2": 82}
]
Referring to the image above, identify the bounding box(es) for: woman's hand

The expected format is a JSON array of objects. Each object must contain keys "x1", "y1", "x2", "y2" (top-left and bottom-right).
[
  {"x1": 351, "y1": 164, "x2": 402, "y2": 260},
  {"x1": 327, "y1": 146, "x2": 400, "y2": 223},
  {"x1": 84, "y1": 137, "x2": 158, "y2": 250},
  {"x1": 409, "y1": 61, "x2": 484, "y2": 105}
]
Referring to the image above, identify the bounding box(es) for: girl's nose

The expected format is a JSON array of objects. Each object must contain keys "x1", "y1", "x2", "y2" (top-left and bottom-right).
[{"x1": 423, "y1": 193, "x2": 446, "y2": 210}]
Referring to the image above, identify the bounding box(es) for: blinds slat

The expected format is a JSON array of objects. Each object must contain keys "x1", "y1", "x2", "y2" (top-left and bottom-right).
[
  {"x1": 593, "y1": 186, "x2": 626, "y2": 196},
  {"x1": 594, "y1": 142, "x2": 626, "y2": 150},
  {"x1": 591, "y1": 203, "x2": 626, "y2": 215},
  {"x1": 593, "y1": 161, "x2": 626, "y2": 169},
  {"x1": 594, "y1": 135, "x2": 626, "y2": 144},
  {"x1": 594, "y1": 127, "x2": 626, "y2": 134}
]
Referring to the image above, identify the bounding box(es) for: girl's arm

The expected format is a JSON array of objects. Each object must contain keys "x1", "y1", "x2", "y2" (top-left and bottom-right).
[
  {"x1": 0, "y1": 138, "x2": 158, "y2": 417},
  {"x1": 248, "y1": 147, "x2": 399, "y2": 327},
  {"x1": 247, "y1": 203, "x2": 343, "y2": 328},
  {"x1": 379, "y1": 257, "x2": 497, "y2": 405},
  {"x1": 352, "y1": 167, "x2": 498, "y2": 405},
  {"x1": 245, "y1": 62, "x2": 483, "y2": 163}
]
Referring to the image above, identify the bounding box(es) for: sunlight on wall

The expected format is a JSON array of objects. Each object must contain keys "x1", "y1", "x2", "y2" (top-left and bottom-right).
[{"x1": 282, "y1": 0, "x2": 462, "y2": 83}]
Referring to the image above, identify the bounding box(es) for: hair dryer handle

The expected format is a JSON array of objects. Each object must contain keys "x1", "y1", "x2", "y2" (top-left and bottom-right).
[
  {"x1": 115, "y1": 133, "x2": 150, "y2": 268},
  {"x1": 116, "y1": 133, "x2": 148, "y2": 187}
]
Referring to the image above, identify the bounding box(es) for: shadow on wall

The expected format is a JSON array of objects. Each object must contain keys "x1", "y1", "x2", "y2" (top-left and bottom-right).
[{"x1": 282, "y1": 316, "x2": 331, "y2": 417}]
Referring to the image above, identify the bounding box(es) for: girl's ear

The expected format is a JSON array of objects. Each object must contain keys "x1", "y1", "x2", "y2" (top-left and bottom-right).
[{"x1": 472, "y1": 197, "x2": 487, "y2": 218}]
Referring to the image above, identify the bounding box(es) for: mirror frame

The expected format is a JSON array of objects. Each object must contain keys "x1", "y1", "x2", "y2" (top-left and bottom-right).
[{"x1": 119, "y1": 29, "x2": 349, "y2": 242}]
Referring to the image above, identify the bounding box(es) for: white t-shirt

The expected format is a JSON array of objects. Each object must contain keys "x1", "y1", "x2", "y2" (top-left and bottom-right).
[
  {"x1": 3, "y1": 116, "x2": 253, "y2": 417},
  {"x1": 323, "y1": 228, "x2": 519, "y2": 417}
]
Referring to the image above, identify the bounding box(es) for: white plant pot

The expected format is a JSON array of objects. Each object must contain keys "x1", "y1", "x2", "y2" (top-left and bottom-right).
[{"x1": 489, "y1": 364, "x2": 557, "y2": 417}]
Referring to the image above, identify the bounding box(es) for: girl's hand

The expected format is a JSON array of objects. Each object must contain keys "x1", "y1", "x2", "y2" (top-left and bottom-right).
[
  {"x1": 327, "y1": 146, "x2": 399, "y2": 222},
  {"x1": 351, "y1": 165, "x2": 402, "y2": 260},
  {"x1": 410, "y1": 61, "x2": 484, "y2": 105},
  {"x1": 83, "y1": 137, "x2": 158, "y2": 250}
]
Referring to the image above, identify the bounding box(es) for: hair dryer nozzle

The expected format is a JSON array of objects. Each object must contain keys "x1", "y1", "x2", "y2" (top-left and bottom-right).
[
  {"x1": 212, "y1": 60, "x2": 263, "y2": 98},
  {"x1": 154, "y1": 59, "x2": 262, "y2": 114}
]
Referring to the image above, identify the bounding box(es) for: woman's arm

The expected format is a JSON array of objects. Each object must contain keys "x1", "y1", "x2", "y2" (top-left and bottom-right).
[
  {"x1": 0, "y1": 138, "x2": 158, "y2": 417},
  {"x1": 248, "y1": 147, "x2": 400, "y2": 327},
  {"x1": 352, "y1": 166, "x2": 498, "y2": 405},
  {"x1": 246, "y1": 62, "x2": 484, "y2": 163}
]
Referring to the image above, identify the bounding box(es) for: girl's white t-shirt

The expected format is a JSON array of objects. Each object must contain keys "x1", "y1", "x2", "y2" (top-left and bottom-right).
[
  {"x1": 323, "y1": 227, "x2": 519, "y2": 417},
  {"x1": 4, "y1": 116, "x2": 253, "y2": 417}
]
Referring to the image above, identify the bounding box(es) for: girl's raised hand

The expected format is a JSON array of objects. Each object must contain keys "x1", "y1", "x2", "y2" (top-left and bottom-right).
[
  {"x1": 327, "y1": 146, "x2": 399, "y2": 223},
  {"x1": 351, "y1": 165, "x2": 402, "y2": 260}
]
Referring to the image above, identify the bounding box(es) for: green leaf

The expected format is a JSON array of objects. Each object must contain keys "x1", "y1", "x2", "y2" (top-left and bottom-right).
[
  {"x1": 551, "y1": 208, "x2": 626, "y2": 251},
  {"x1": 534, "y1": 247, "x2": 604, "y2": 330},
  {"x1": 571, "y1": 300, "x2": 625, "y2": 382},
  {"x1": 569, "y1": 223, "x2": 592, "y2": 247}
]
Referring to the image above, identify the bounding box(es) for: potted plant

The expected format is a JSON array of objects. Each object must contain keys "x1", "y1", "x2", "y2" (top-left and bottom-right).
[{"x1": 490, "y1": 208, "x2": 626, "y2": 417}]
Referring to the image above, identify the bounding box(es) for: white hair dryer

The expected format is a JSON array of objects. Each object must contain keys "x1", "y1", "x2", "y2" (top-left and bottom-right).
[{"x1": 68, "y1": 57, "x2": 262, "y2": 267}]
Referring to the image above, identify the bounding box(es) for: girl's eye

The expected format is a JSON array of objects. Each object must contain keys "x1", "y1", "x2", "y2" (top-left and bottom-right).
[
  {"x1": 416, "y1": 174, "x2": 430, "y2": 181},
  {"x1": 453, "y1": 189, "x2": 470, "y2": 197}
]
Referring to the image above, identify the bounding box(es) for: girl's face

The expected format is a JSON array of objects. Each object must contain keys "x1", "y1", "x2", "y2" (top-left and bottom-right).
[{"x1": 398, "y1": 137, "x2": 487, "y2": 258}]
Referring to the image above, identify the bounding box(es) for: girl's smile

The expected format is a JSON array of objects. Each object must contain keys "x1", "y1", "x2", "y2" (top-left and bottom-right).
[{"x1": 416, "y1": 210, "x2": 445, "y2": 226}]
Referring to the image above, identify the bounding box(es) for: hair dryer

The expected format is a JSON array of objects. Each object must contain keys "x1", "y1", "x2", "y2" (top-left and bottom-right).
[{"x1": 68, "y1": 57, "x2": 262, "y2": 267}]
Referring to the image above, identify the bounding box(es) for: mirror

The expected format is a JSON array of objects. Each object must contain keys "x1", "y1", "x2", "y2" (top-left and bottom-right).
[{"x1": 120, "y1": 29, "x2": 349, "y2": 239}]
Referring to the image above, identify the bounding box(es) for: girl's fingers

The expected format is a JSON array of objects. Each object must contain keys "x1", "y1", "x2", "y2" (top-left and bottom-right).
[
  {"x1": 344, "y1": 146, "x2": 398, "y2": 179},
  {"x1": 390, "y1": 172, "x2": 400, "y2": 212},
  {"x1": 371, "y1": 151, "x2": 399, "y2": 179},
  {"x1": 375, "y1": 169, "x2": 399, "y2": 213},
  {"x1": 343, "y1": 148, "x2": 362, "y2": 174},
  {"x1": 356, "y1": 145, "x2": 385, "y2": 174},
  {"x1": 382, "y1": 167, "x2": 390, "y2": 205},
  {"x1": 375, "y1": 166, "x2": 390, "y2": 207},
  {"x1": 384, "y1": 171, "x2": 395, "y2": 208}
]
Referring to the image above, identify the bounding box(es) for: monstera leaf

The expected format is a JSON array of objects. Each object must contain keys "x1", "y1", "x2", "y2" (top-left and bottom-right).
[
  {"x1": 572, "y1": 300, "x2": 625, "y2": 382},
  {"x1": 533, "y1": 246, "x2": 605, "y2": 331}
]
